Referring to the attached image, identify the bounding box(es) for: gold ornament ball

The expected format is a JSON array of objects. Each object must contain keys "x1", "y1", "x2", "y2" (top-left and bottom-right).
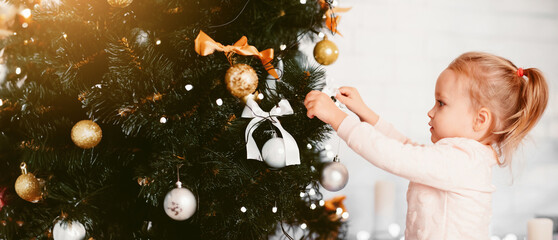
[
  {"x1": 225, "y1": 64, "x2": 259, "y2": 98},
  {"x1": 107, "y1": 0, "x2": 133, "y2": 8},
  {"x1": 15, "y1": 173, "x2": 42, "y2": 203},
  {"x1": 71, "y1": 120, "x2": 102, "y2": 149},
  {"x1": 313, "y1": 38, "x2": 339, "y2": 65}
]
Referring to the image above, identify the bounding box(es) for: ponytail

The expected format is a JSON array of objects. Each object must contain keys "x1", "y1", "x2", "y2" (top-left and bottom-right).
[{"x1": 495, "y1": 68, "x2": 549, "y2": 165}]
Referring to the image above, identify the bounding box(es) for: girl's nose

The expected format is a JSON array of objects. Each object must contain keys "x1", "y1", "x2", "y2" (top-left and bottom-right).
[{"x1": 427, "y1": 107, "x2": 435, "y2": 119}]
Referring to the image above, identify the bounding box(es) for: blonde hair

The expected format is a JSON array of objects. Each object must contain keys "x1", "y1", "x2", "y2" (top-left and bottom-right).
[{"x1": 447, "y1": 52, "x2": 548, "y2": 167}]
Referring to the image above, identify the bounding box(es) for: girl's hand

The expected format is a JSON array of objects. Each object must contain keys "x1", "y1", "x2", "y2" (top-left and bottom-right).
[
  {"x1": 335, "y1": 87, "x2": 366, "y2": 115},
  {"x1": 336, "y1": 86, "x2": 379, "y2": 126},
  {"x1": 304, "y1": 90, "x2": 348, "y2": 130}
]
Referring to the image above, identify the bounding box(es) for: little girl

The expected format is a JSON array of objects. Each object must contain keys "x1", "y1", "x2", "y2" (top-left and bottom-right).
[{"x1": 304, "y1": 52, "x2": 549, "y2": 239}]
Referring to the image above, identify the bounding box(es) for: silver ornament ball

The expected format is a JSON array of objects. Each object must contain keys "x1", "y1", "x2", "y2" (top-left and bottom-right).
[
  {"x1": 320, "y1": 159, "x2": 349, "y2": 192},
  {"x1": 163, "y1": 182, "x2": 197, "y2": 221},
  {"x1": 261, "y1": 137, "x2": 286, "y2": 169},
  {"x1": 53, "y1": 220, "x2": 86, "y2": 240}
]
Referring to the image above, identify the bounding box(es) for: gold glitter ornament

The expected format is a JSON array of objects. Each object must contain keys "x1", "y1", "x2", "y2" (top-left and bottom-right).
[
  {"x1": 107, "y1": 0, "x2": 133, "y2": 8},
  {"x1": 224, "y1": 64, "x2": 259, "y2": 98},
  {"x1": 313, "y1": 37, "x2": 339, "y2": 65},
  {"x1": 71, "y1": 120, "x2": 102, "y2": 149},
  {"x1": 14, "y1": 162, "x2": 42, "y2": 203}
]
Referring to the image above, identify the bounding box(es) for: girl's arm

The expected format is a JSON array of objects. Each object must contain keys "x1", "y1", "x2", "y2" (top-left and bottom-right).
[{"x1": 337, "y1": 116, "x2": 493, "y2": 192}]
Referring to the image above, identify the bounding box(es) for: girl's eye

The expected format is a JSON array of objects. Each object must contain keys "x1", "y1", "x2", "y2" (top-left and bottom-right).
[{"x1": 437, "y1": 100, "x2": 445, "y2": 107}]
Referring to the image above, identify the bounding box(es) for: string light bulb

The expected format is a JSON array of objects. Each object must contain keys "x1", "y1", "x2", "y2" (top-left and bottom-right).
[
  {"x1": 185, "y1": 84, "x2": 193, "y2": 91},
  {"x1": 240, "y1": 206, "x2": 247, "y2": 213},
  {"x1": 160, "y1": 116, "x2": 167, "y2": 123},
  {"x1": 20, "y1": 9, "x2": 31, "y2": 19},
  {"x1": 336, "y1": 207, "x2": 343, "y2": 215},
  {"x1": 216, "y1": 98, "x2": 223, "y2": 106}
]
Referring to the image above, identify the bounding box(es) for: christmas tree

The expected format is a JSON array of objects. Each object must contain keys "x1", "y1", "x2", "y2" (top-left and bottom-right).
[{"x1": 0, "y1": 0, "x2": 348, "y2": 239}]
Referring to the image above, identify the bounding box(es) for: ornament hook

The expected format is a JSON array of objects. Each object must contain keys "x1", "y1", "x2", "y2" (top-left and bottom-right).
[
  {"x1": 333, "y1": 155, "x2": 340, "y2": 163},
  {"x1": 20, "y1": 162, "x2": 27, "y2": 174},
  {"x1": 176, "y1": 164, "x2": 184, "y2": 188}
]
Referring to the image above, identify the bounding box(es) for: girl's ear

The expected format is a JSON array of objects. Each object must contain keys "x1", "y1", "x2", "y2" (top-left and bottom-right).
[{"x1": 474, "y1": 107, "x2": 492, "y2": 132}]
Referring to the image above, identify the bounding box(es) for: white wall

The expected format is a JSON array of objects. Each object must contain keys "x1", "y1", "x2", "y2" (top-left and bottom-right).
[{"x1": 301, "y1": 0, "x2": 558, "y2": 238}]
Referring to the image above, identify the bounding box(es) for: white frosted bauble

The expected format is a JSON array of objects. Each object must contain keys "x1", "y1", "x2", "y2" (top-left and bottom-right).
[
  {"x1": 53, "y1": 220, "x2": 86, "y2": 240},
  {"x1": 320, "y1": 161, "x2": 349, "y2": 192},
  {"x1": 163, "y1": 186, "x2": 197, "y2": 221},
  {"x1": 261, "y1": 137, "x2": 286, "y2": 169}
]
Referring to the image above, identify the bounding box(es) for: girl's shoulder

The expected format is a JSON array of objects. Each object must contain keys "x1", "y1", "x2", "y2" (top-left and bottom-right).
[{"x1": 435, "y1": 137, "x2": 497, "y2": 164}]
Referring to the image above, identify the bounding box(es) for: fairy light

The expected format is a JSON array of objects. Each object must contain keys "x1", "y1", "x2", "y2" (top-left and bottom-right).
[
  {"x1": 280, "y1": 44, "x2": 287, "y2": 50},
  {"x1": 310, "y1": 203, "x2": 316, "y2": 210},
  {"x1": 155, "y1": 39, "x2": 161, "y2": 45},
  {"x1": 95, "y1": 84, "x2": 102, "y2": 88},
  {"x1": 0, "y1": 99, "x2": 3, "y2": 106},
  {"x1": 20, "y1": 9, "x2": 32, "y2": 19},
  {"x1": 300, "y1": 223, "x2": 307, "y2": 229},
  {"x1": 502, "y1": 234, "x2": 517, "y2": 240},
  {"x1": 300, "y1": 0, "x2": 307, "y2": 4},
  {"x1": 159, "y1": 117, "x2": 167, "y2": 123},
  {"x1": 319, "y1": 200, "x2": 325, "y2": 206},
  {"x1": 185, "y1": 84, "x2": 193, "y2": 91},
  {"x1": 216, "y1": 98, "x2": 223, "y2": 106},
  {"x1": 388, "y1": 223, "x2": 400, "y2": 237},
  {"x1": 15, "y1": 67, "x2": 21, "y2": 75},
  {"x1": 272, "y1": 206, "x2": 277, "y2": 213},
  {"x1": 336, "y1": 207, "x2": 343, "y2": 215},
  {"x1": 240, "y1": 206, "x2": 247, "y2": 213},
  {"x1": 22, "y1": 23, "x2": 28, "y2": 28},
  {"x1": 318, "y1": 32, "x2": 325, "y2": 38},
  {"x1": 63, "y1": 33, "x2": 68, "y2": 40},
  {"x1": 326, "y1": 151, "x2": 335, "y2": 159},
  {"x1": 308, "y1": 189, "x2": 316, "y2": 196},
  {"x1": 257, "y1": 93, "x2": 264, "y2": 100},
  {"x1": 299, "y1": 192, "x2": 305, "y2": 198},
  {"x1": 341, "y1": 212, "x2": 349, "y2": 219},
  {"x1": 356, "y1": 231, "x2": 371, "y2": 240}
]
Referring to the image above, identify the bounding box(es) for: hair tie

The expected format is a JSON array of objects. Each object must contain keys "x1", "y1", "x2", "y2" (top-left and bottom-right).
[{"x1": 516, "y1": 68, "x2": 524, "y2": 77}]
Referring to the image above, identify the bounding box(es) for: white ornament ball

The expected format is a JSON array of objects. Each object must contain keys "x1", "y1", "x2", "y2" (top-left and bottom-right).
[
  {"x1": 320, "y1": 160, "x2": 349, "y2": 192},
  {"x1": 163, "y1": 183, "x2": 197, "y2": 221},
  {"x1": 53, "y1": 220, "x2": 86, "y2": 240},
  {"x1": 261, "y1": 137, "x2": 286, "y2": 169}
]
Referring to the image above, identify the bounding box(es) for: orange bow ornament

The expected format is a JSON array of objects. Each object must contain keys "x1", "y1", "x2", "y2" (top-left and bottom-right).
[
  {"x1": 319, "y1": 0, "x2": 351, "y2": 36},
  {"x1": 194, "y1": 30, "x2": 279, "y2": 79},
  {"x1": 324, "y1": 195, "x2": 348, "y2": 221}
]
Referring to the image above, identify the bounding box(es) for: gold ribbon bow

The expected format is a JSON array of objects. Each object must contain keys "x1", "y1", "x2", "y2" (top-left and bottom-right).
[
  {"x1": 319, "y1": 0, "x2": 351, "y2": 36},
  {"x1": 194, "y1": 30, "x2": 279, "y2": 79}
]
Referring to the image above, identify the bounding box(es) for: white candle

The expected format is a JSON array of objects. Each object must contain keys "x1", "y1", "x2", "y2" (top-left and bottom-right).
[
  {"x1": 373, "y1": 180, "x2": 395, "y2": 238},
  {"x1": 374, "y1": 180, "x2": 395, "y2": 218},
  {"x1": 527, "y1": 218, "x2": 553, "y2": 240}
]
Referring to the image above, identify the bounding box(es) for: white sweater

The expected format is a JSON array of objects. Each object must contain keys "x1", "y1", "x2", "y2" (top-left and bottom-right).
[{"x1": 337, "y1": 116, "x2": 498, "y2": 240}]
